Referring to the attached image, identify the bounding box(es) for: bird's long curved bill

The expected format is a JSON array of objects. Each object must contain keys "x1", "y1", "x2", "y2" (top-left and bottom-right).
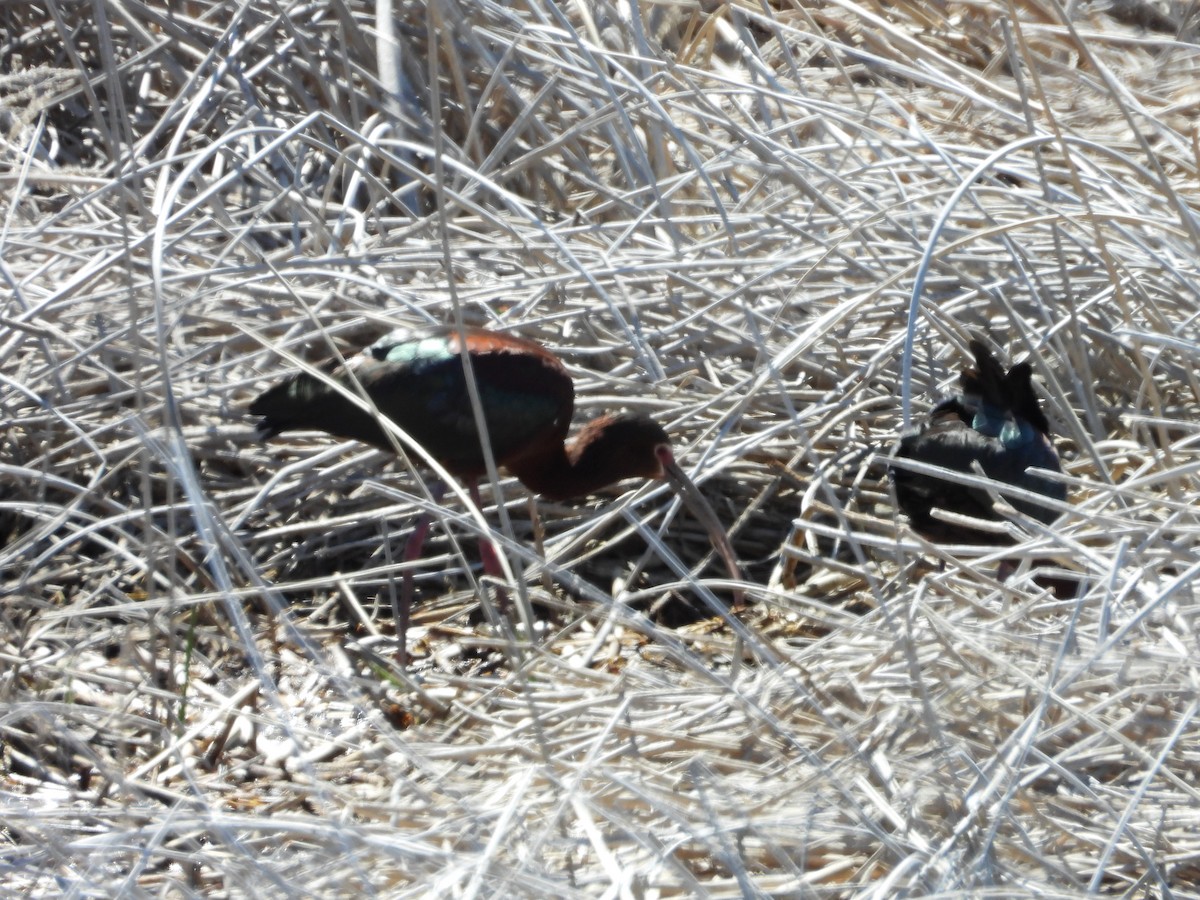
[{"x1": 661, "y1": 457, "x2": 744, "y2": 606}]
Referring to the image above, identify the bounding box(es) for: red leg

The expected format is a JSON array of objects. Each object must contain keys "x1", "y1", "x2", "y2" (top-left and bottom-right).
[
  {"x1": 997, "y1": 559, "x2": 1016, "y2": 582},
  {"x1": 469, "y1": 482, "x2": 509, "y2": 614},
  {"x1": 469, "y1": 482, "x2": 502, "y2": 578},
  {"x1": 394, "y1": 481, "x2": 444, "y2": 666}
]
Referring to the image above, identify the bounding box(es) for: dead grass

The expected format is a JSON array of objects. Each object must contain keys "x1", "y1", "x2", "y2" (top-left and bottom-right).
[{"x1": 2, "y1": 0, "x2": 1200, "y2": 895}]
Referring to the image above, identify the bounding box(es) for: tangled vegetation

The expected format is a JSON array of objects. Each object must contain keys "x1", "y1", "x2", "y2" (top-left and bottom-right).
[{"x1": 2, "y1": 0, "x2": 1199, "y2": 895}]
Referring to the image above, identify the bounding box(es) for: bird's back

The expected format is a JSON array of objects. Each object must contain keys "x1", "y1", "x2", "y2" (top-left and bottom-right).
[
  {"x1": 250, "y1": 327, "x2": 574, "y2": 477},
  {"x1": 892, "y1": 341, "x2": 1065, "y2": 540}
]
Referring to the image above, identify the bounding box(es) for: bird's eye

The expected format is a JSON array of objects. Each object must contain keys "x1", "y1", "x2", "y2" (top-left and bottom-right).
[{"x1": 653, "y1": 443, "x2": 674, "y2": 473}]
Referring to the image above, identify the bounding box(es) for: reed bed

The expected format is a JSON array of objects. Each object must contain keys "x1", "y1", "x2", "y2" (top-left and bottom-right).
[{"x1": 2, "y1": 0, "x2": 1199, "y2": 895}]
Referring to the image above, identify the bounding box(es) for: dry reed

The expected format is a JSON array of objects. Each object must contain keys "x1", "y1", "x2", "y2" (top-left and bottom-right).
[{"x1": 2, "y1": 0, "x2": 1199, "y2": 895}]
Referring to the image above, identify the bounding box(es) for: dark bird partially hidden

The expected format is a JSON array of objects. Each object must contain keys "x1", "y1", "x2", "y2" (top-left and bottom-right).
[
  {"x1": 890, "y1": 338, "x2": 1066, "y2": 544},
  {"x1": 250, "y1": 326, "x2": 742, "y2": 663}
]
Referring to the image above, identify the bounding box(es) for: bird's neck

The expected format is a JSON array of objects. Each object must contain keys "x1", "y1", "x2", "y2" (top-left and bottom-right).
[
  {"x1": 507, "y1": 442, "x2": 615, "y2": 502},
  {"x1": 509, "y1": 419, "x2": 657, "y2": 502}
]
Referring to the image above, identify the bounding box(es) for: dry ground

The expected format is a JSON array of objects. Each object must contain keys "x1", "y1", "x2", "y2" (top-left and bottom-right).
[{"x1": 2, "y1": 0, "x2": 1200, "y2": 896}]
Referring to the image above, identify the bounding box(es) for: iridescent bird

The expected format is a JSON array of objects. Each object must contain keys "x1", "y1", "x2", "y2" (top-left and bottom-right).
[
  {"x1": 250, "y1": 326, "x2": 742, "y2": 661},
  {"x1": 890, "y1": 338, "x2": 1066, "y2": 543}
]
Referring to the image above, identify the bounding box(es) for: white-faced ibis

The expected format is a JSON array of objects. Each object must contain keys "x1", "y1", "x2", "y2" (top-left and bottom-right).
[
  {"x1": 250, "y1": 326, "x2": 743, "y2": 661},
  {"x1": 890, "y1": 338, "x2": 1067, "y2": 544}
]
